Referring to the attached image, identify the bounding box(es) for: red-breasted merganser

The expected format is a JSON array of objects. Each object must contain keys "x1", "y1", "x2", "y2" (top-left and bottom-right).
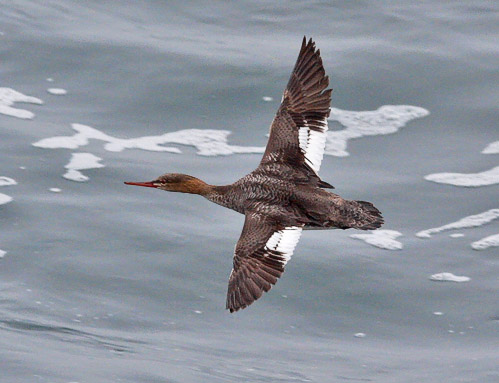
[{"x1": 125, "y1": 37, "x2": 383, "y2": 312}]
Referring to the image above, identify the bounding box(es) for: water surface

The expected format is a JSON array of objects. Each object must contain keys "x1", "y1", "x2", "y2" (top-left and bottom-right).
[{"x1": 1, "y1": 1, "x2": 498, "y2": 382}]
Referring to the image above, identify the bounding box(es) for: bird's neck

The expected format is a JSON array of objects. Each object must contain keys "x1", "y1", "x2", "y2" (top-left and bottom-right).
[
  {"x1": 171, "y1": 177, "x2": 214, "y2": 195},
  {"x1": 171, "y1": 179, "x2": 239, "y2": 211},
  {"x1": 204, "y1": 184, "x2": 243, "y2": 213}
]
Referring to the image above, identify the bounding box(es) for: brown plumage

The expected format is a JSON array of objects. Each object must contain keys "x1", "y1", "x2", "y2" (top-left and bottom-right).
[{"x1": 125, "y1": 37, "x2": 384, "y2": 313}]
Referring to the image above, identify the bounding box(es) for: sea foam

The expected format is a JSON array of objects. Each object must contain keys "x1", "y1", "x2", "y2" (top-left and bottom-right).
[
  {"x1": 471, "y1": 234, "x2": 499, "y2": 251},
  {"x1": 416, "y1": 209, "x2": 499, "y2": 238},
  {"x1": 425, "y1": 138, "x2": 498, "y2": 187},
  {"x1": 349, "y1": 229, "x2": 403, "y2": 250},
  {"x1": 0, "y1": 87, "x2": 43, "y2": 119},
  {"x1": 429, "y1": 272, "x2": 470, "y2": 283},
  {"x1": 0, "y1": 177, "x2": 17, "y2": 186},
  {"x1": 63, "y1": 153, "x2": 105, "y2": 182},
  {"x1": 0, "y1": 176, "x2": 16, "y2": 205},
  {"x1": 482, "y1": 140, "x2": 499, "y2": 154},
  {"x1": 32, "y1": 105, "x2": 429, "y2": 183},
  {"x1": 326, "y1": 105, "x2": 429, "y2": 157},
  {"x1": 33, "y1": 124, "x2": 264, "y2": 156},
  {"x1": 425, "y1": 166, "x2": 499, "y2": 187},
  {"x1": 33, "y1": 105, "x2": 429, "y2": 157},
  {"x1": 0, "y1": 249, "x2": 5, "y2": 258},
  {"x1": 354, "y1": 333, "x2": 366, "y2": 338},
  {"x1": 47, "y1": 88, "x2": 67, "y2": 95},
  {"x1": 0, "y1": 193, "x2": 13, "y2": 205}
]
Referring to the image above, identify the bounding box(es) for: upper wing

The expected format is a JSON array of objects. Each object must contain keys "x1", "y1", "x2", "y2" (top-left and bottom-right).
[
  {"x1": 260, "y1": 37, "x2": 332, "y2": 179},
  {"x1": 226, "y1": 212, "x2": 303, "y2": 313}
]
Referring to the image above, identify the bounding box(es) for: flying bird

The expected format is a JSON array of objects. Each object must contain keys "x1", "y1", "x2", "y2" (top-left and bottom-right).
[{"x1": 125, "y1": 37, "x2": 383, "y2": 312}]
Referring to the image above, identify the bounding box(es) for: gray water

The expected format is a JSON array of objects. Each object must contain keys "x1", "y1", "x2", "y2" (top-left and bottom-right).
[{"x1": 1, "y1": 1, "x2": 498, "y2": 382}]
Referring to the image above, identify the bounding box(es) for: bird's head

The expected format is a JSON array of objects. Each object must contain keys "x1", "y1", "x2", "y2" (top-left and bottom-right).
[{"x1": 125, "y1": 173, "x2": 210, "y2": 195}]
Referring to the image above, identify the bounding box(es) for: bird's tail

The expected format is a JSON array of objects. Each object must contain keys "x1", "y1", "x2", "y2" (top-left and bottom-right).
[{"x1": 349, "y1": 200, "x2": 384, "y2": 230}]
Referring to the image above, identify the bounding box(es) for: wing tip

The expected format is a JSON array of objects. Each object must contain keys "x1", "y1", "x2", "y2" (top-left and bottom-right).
[
  {"x1": 292, "y1": 36, "x2": 332, "y2": 105},
  {"x1": 301, "y1": 35, "x2": 318, "y2": 52},
  {"x1": 226, "y1": 299, "x2": 247, "y2": 313}
]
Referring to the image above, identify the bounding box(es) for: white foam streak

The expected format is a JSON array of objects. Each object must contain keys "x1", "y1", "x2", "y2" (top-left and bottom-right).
[
  {"x1": 425, "y1": 166, "x2": 499, "y2": 187},
  {"x1": 326, "y1": 105, "x2": 429, "y2": 157},
  {"x1": 0, "y1": 193, "x2": 13, "y2": 205},
  {"x1": 350, "y1": 230, "x2": 403, "y2": 250},
  {"x1": 32, "y1": 104, "x2": 429, "y2": 159},
  {"x1": 354, "y1": 333, "x2": 366, "y2": 338},
  {"x1": 482, "y1": 141, "x2": 499, "y2": 154},
  {"x1": 0, "y1": 176, "x2": 16, "y2": 205},
  {"x1": 0, "y1": 249, "x2": 5, "y2": 258},
  {"x1": 429, "y1": 273, "x2": 470, "y2": 283},
  {"x1": 33, "y1": 124, "x2": 264, "y2": 156},
  {"x1": 471, "y1": 234, "x2": 499, "y2": 251},
  {"x1": 416, "y1": 209, "x2": 499, "y2": 238},
  {"x1": 0, "y1": 177, "x2": 17, "y2": 186},
  {"x1": 63, "y1": 153, "x2": 104, "y2": 182},
  {"x1": 0, "y1": 87, "x2": 43, "y2": 119},
  {"x1": 47, "y1": 88, "x2": 67, "y2": 95}
]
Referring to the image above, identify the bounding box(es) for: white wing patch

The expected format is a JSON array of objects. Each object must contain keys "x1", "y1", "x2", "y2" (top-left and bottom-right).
[
  {"x1": 298, "y1": 126, "x2": 309, "y2": 153},
  {"x1": 264, "y1": 226, "x2": 303, "y2": 265},
  {"x1": 298, "y1": 116, "x2": 329, "y2": 173}
]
